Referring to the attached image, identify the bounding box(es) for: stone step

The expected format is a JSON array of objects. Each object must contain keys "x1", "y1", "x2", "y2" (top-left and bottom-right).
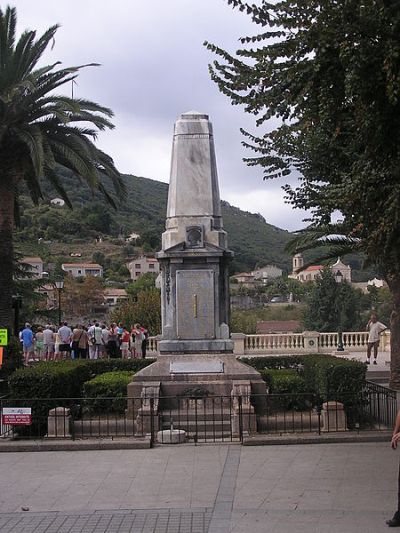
[
  {"x1": 162, "y1": 419, "x2": 233, "y2": 432},
  {"x1": 161, "y1": 429, "x2": 236, "y2": 441},
  {"x1": 73, "y1": 419, "x2": 135, "y2": 438},
  {"x1": 160, "y1": 410, "x2": 232, "y2": 422}
]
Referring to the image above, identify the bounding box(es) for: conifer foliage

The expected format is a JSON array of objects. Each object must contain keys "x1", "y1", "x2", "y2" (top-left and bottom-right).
[{"x1": 205, "y1": 0, "x2": 400, "y2": 387}]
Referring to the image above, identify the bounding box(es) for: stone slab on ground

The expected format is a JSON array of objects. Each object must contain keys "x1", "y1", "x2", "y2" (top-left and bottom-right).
[
  {"x1": 0, "y1": 442, "x2": 396, "y2": 532},
  {"x1": 0, "y1": 437, "x2": 151, "y2": 452},
  {"x1": 243, "y1": 431, "x2": 392, "y2": 446}
]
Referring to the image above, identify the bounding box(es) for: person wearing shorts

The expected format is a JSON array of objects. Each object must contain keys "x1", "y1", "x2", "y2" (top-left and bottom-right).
[
  {"x1": 34, "y1": 327, "x2": 44, "y2": 361},
  {"x1": 366, "y1": 313, "x2": 387, "y2": 365},
  {"x1": 120, "y1": 327, "x2": 131, "y2": 359},
  {"x1": 43, "y1": 325, "x2": 55, "y2": 361},
  {"x1": 58, "y1": 322, "x2": 72, "y2": 358},
  {"x1": 21, "y1": 323, "x2": 34, "y2": 365}
]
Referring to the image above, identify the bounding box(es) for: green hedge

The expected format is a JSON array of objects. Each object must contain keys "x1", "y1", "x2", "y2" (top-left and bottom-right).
[
  {"x1": 7, "y1": 358, "x2": 155, "y2": 434},
  {"x1": 82, "y1": 371, "x2": 133, "y2": 414},
  {"x1": 8, "y1": 358, "x2": 155, "y2": 400},
  {"x1": 300, "y1": 355, "x2": 366, "y2": 404},
  {"x1": 259, "y1": 368, "x2": 311, "y2": 411},
  {"x1": 242, "y1": 354, "x2": 366, "y2": 405},
  {"x1": 241, "y1": 356, "x2": 302, "y2": 370}
]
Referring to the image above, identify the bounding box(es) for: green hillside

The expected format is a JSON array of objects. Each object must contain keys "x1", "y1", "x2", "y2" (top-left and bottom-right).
[{"x1": 15, "y1": 169, "x2": 293, "y2": 273}]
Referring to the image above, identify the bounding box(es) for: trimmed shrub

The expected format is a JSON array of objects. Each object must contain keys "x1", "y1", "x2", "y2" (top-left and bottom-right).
[
  {"x1": 82, "y1": 371, "x2": 133, "y2": 414},
  {"x1": 86, "y1": 358, "x2": 154, "y2": 375},
  {"x1": 260, "y1": 369, "x2": 306, "y2": 393},
  {"x1": 300, "y1": 354, "x2": 366, "y2": 404},
  {"x1": 260, "y1": 368, "x2": 310, "y2": 411},
  {"x1": 241, "y1": 356, "x2": 302, "y2": 370},
  {"x1": 7, "y1": 358, "x2": 155, "y2": 434},
  {"x1": 8, "y1": 358, "x2": 155, "y2": 400},
  {"x1": 8, "y1": 360, "x2": 91, "y2": 400},
  {"x1": 243, "y1": 354, "x2": 367, "y2": 406}
]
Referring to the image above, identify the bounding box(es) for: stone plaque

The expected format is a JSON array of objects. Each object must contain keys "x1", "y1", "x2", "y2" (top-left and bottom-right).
[
  {"x1": 170, "y1": 361, "x2": 224, "y2": 374},
  {"x1": 176, "y1": 270, "x2": 215, "y2": 339}
]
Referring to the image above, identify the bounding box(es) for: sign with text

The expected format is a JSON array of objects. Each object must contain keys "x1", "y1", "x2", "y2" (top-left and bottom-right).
[
  {"x1": 2, "y1": 407, "x2": 32, "y2": 426},
  {"x1": 0, "y1": 329, "x2": 7, "y2": 346}
]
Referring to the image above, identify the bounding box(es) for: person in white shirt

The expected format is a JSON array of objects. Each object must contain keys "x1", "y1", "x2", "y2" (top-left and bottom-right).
[
  {"x1": 43, "y1": 325, "x2": 55, "y2": 361},
  {"x1": 91, "y1": 322, "x2": 103, "y2": 360},
  {"x1": 87, "y1": 322, "x2": 96, "y2": 359},
  {"x1": 100, "y1": 325, "x2": 109, "y2": 359},
  {"x1": 366, "y1": 313, "x2": 387, "y2": 365},
  {"x1": 58, "y1": 322, "x2": 72, "y2": 359}
]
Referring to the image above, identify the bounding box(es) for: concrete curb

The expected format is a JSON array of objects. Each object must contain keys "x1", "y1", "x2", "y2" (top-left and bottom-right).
[
  {"x1": 0, "y1": 437, "x2": 151, "y2": 452},
  {"x1": 243, "y1": 431, "x2": 392, "y2": 446}
]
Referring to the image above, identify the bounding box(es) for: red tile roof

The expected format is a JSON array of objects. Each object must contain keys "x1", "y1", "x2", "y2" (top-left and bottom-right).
[
  {"x1": 256, "y1": 320, "x2": 302, "y2": 334},
  {"x1": 303, "y1": 265, "x2": 323, "y2": 271}
]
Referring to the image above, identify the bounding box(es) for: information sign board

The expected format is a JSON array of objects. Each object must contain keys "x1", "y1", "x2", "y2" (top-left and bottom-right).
[
  {"x1": 0, "y1": 329, "x2": 7, "y2": 346},
  {"x1": 2, "y1": 407, "x2": 32, "y2": 425}
]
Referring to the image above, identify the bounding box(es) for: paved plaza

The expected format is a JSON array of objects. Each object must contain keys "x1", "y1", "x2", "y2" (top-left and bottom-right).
[{"x1": 0, "y1": 441, "x2": 397, "y2": 532}]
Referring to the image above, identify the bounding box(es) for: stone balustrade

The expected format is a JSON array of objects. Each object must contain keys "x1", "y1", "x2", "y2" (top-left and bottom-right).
[
  {"x1": 148, "y1": 330, "x2": 391, "y2": 356},
  {"x1": 232, "y1": 330, "x2": 391, "y2": 355},
  {"x1": 147, "y1": 336, "x2": 158, "y2": 356}
]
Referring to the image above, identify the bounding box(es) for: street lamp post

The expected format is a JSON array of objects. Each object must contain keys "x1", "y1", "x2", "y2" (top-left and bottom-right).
[
  {"x1": 55, "y1": 280, "x2": 64, "y2": 326},
  {"x1": 334, "y1": 271, "x2": 345, "y2": 351}
]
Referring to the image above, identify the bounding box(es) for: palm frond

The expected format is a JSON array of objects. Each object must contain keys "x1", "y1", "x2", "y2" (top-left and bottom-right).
[
  {"x1": 14, "y1": 124, "x2": 44, "y2": 176},
  {"x1": 286, "y1": 224, "x2": 362, "y2": 273}
]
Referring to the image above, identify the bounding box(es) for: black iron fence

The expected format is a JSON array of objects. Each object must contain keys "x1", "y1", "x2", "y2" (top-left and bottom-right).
[{"x1": 0, "y1": 383, "x2": 397, "y2": 445}]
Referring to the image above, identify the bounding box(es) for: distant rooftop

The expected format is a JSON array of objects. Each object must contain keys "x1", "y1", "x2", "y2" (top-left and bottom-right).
[
  {"x1": 21, "y1": 256, "x2": 43, "y2": 263},
  {"x1": 62, "y1": 263, "x2": 102, "y2": 269}
]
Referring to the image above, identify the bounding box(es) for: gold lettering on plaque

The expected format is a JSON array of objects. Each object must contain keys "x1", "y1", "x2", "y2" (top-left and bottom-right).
[{"x1": 193, "y1": 294, "x2": 198, "y2": 318}]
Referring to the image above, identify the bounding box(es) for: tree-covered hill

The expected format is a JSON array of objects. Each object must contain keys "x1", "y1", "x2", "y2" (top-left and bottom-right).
[{"x1": 15, "y1": 168, "x2": 294, "y2": 273}]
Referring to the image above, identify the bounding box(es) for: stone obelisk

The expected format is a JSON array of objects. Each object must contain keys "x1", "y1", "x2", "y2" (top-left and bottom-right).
[
  {"x1": 157, "y1": 111, "x2": 233, "y2": 354},
  {"x1": 128, "y1": 112, "x2": 264, "y2": 423}
]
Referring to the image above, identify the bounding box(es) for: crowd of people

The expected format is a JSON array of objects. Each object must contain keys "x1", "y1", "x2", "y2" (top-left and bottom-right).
[{"x1": 19, "y1": 322, "x2": 149, "y2": 365}]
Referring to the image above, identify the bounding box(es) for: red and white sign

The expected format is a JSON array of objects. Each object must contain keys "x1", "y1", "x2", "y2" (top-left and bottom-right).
[{"x1": 2, "y1": 407, "x2": 32, "y2": 425}]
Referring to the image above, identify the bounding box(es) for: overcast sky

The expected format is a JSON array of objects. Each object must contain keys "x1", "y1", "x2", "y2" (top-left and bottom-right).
[{"x1": 13, "y1": 0, "x2": 307, "y2": 231}]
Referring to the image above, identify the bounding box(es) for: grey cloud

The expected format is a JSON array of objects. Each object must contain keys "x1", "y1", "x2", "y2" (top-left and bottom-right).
[{"x1": 13, "y1": 0, "x2": 309, "y2": 230}]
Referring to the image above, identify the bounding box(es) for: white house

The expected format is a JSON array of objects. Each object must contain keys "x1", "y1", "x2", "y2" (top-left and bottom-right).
[
  {"x1": 21, "y1": 257, "x2": 44, "y2": 278},
  {"x1": 126, "y1": 232, "x2": 141, "y2": 242},
  {"x1": 331, "y1": 257, "x2": 352, "y2": 282},
  {"x1": 61, "y1": 263, "x2": 103, "y2": 277},
  {"x1": 50, "y1": 197, "x2": 65, "y2": 206},
  {"x1": 127, "y1": 256, "x2": 159, "y2": 281},
  {"x1": 252, "y1": 264, "x2": 283, "y2": 282},
  {"x1": 289, "y1": 254, "x2": 352, "y2": 283},
  {"x1": 103, "y1": 288, "x2": 128, "y2": 306},
  {"x1": 231, "y1": 272, "x2": 256, "y2": 288}
]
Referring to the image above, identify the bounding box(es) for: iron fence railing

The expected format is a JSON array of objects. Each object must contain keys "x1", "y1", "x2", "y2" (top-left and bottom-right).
[{"x1": 0, "y1": 385, "x2": 396, "y2": 444}]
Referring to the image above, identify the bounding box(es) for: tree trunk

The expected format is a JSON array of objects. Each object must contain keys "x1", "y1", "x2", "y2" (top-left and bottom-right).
[
  {"x1": 0, "y1": 176, "x2": 15, "y2": 331},
  {"x1": 388, "y1": 279, "x2": 400, "y2": 390}
]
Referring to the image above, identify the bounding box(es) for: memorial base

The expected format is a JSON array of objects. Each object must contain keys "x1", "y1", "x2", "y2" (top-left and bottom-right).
[{"x1": 127, "y1": 353, "x2": 265, "y2": 435}]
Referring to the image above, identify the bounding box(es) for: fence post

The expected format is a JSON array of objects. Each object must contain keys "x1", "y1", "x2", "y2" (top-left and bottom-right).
[
  {"x1": 150, "y1": 397, "x2": 155, "y2": 448},
  {"x1": 302, "y1": 331, "x2": 320, "y2": 353},
  {"x1": 238, "y1": 396, "x2": 243, "y2": 443},
  {"x1": 231, "y1": 333, "x2": 246, "y2": 355}
]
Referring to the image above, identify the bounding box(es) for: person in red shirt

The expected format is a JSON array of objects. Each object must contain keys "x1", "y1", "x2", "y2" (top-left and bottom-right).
[{"x1": 120, "y1": 327, "x2": 131, "y2": 359}]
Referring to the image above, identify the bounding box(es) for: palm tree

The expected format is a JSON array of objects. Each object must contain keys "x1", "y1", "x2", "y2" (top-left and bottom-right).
[{"x1": 0, "y1": 6, "x2": 124, "y2": 331}]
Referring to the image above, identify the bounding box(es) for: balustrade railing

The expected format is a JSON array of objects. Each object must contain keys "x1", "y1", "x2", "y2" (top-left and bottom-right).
[
  {"x1": 236, "y1": 330, "x2": 391, "y2": 355},
  {"x1": 147, "y1": 337, "x2": 158, "y2": 356},
  {"x1": 245, "y1": 333, "x2": 305, "y2": 353},
  {"x1": 150, "y1": 331, "x2": 390, "y2": 356}
]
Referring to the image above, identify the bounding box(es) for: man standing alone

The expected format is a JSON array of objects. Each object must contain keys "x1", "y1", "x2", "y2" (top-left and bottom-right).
[{"x1": 366, "y1": 313, "x2": 387, "y2": 365}]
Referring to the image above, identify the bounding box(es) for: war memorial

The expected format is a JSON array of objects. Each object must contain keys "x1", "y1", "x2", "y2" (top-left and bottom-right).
[{"x1": 0, "y1": 112, "x2": 397, "y2": 533}]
